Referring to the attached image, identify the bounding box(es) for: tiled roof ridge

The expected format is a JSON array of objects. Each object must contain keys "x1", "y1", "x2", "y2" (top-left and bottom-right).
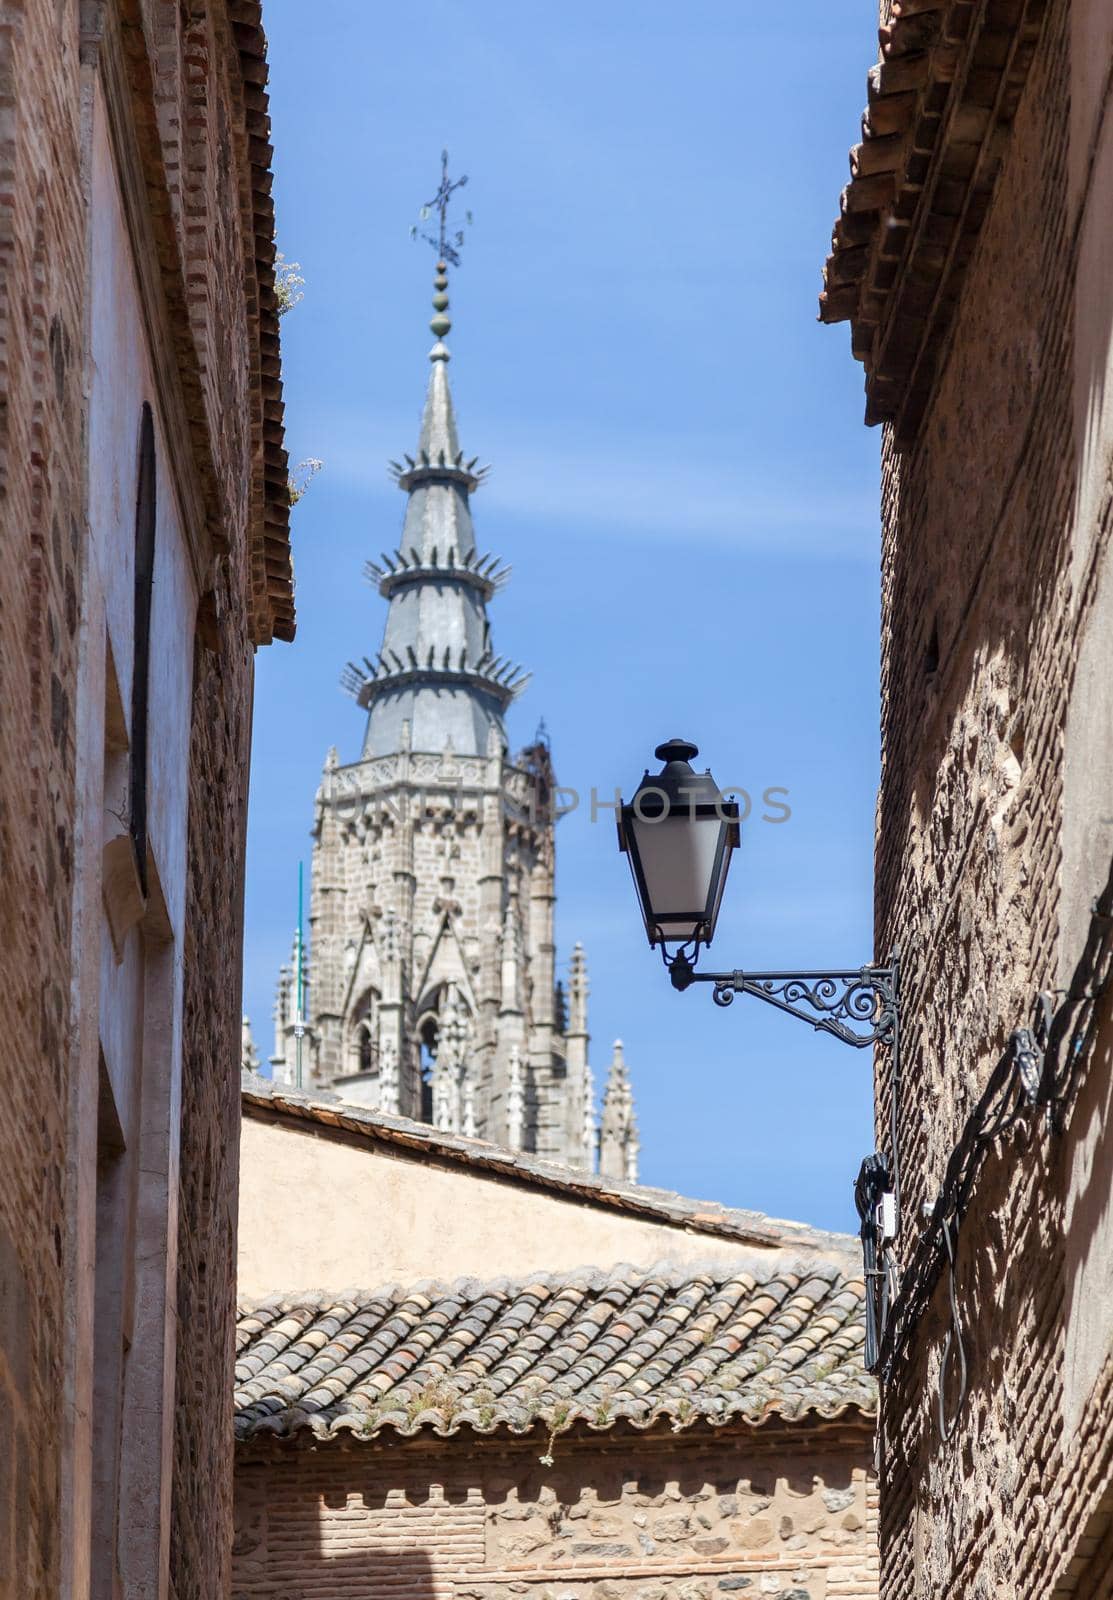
[
  {"x1": 236, "y1": 1251, "x2": 860, "y2": 1315},
  {"x1": 818, "y1": 0, "x2": 1049, "y2": 440},
  {"x1": 235, "y1": 1258, "x2": 876, "y2": 1445},
  {"x1": 241, "y1": 1074, "x2": 857, "y2": 1255}
]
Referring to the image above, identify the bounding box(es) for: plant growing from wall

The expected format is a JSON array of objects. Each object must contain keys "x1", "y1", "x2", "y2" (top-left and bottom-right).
[{"x1": 275, "y1": 251, "x2": 322, "y2": 508}]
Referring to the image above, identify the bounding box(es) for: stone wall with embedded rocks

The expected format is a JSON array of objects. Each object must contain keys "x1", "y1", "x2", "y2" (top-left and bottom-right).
[
  {"x1": 868, "y1": 0, "x2": 1113, "y2": 1594},
  {"x1": 233, "y1": 1424, "x2": 878, "y2": 1599}
]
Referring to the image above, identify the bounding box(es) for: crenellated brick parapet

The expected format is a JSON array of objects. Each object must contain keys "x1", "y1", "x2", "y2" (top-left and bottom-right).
[{"x1": 234, "y1": 1426, "x2": 879, "y2": 1600}]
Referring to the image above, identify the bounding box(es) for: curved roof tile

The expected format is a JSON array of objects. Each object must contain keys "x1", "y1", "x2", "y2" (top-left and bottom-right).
[{"x1": 235, "y1": 1258, "x2": 877, "y2": 1444}]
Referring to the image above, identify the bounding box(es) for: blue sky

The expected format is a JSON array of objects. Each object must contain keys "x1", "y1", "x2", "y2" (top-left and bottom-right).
[{"x1": 245, "y1": 0, "x2": 883, "y2": 1233}]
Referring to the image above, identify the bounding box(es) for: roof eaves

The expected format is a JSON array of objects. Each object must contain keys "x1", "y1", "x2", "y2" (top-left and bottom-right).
[
  {"x1": 818, "y1": 0, "x2": 1050, "y2": 442},
  {"x1": 228, "y1": 1, "x2": 295, "y2": 643}
]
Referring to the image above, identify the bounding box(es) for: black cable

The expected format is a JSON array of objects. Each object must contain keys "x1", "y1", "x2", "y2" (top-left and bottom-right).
[
  {"x1": 854, "y1": 1153, "x2": 893, "y2": 1373},
  {"x1": 937, "y1": 1215, "x2": 967, "y2": 1442}
]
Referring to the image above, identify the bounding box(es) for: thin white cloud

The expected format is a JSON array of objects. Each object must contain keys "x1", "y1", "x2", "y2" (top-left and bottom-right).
[{"x1": 307, "y1": 406, "x2": 879, "y2": 560}]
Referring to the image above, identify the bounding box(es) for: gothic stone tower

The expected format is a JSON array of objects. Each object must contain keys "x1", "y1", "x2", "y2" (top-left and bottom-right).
[{"x1": 269, "y1": 255, "x2": 637, "y2": 1175}]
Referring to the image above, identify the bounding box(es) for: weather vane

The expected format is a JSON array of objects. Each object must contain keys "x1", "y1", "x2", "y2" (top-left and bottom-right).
[{"x1": 411, "y1": 149, "x2": 472, "y2": 267}]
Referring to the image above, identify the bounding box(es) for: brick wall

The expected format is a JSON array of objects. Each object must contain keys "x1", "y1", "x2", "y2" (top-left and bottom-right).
[
  {"x1": 164, "y1": 0, "x2": 279, "y2": 1591},
  {"x1": 0, "y1": 1, "x2": 288, "y2": 1596},
  {"x1": 234, "y1": 1424, "x2": 879, "y2": 1600},
  {"x1": 870, "y1": 0, "x2": 1113, "y2": 1593},
  {"x1": 172, "y1": 596, "x2": 254, "y2": 1599},
  {"x1": 0, "y1": 0, "x2": 88, "y2": 1592}
]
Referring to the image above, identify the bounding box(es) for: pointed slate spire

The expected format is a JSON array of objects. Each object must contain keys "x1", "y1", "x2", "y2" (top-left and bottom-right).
[
  {"x1": 417, "y1": 363, "x2": 460, "y2": 468},
  {"x1": 344, "y1": 258, "x2": 528, "y2": 758}
]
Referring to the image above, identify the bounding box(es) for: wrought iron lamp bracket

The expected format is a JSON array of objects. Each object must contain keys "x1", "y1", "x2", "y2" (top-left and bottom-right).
[{"x1": 662, "y1": 942, "x2": 900, "y2": 1054}]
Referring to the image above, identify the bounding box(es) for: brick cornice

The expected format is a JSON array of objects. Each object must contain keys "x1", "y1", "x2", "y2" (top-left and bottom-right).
[
  {"x1": 226, "y1": 0, "x2": 294, "y2": 644},
  {"x1": 87, "y1": 0, "x2": 293, "y2": 642},
  {"x1": 235, "y1": 1409, "x2": 874, "y2": 1463},
  {"x1": 819, "y1": 0, "x2": 1049, "y2": 443},
  {"x1": 89, "y1": 5, "x2": 216, "y2": 590}
]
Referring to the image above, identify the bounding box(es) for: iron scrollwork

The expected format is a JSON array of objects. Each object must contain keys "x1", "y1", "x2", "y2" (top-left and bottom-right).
[{"x1": 667, "y1": 949, "x2": 899, "y2": 1052}]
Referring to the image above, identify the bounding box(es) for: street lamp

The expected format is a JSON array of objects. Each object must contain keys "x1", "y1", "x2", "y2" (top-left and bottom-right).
[
  {"x1": 617, "y1": 737, "x2": 899, "y2": 1054},
  {"x1": 618, "y1": 736, "x2": 902, "y2": 1373},
  {"x1": 617, "y1": 738, "x2": 740, "y2": 949}
]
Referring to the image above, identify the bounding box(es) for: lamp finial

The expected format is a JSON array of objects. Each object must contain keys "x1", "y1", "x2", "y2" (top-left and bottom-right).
[{"x1": 654, "y1": 737, "x2": 699, "y2": 765}]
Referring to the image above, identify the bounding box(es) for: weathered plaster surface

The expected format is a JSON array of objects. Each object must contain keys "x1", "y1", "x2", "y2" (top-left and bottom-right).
[{"x1": 237, "y1": 1117, "x2": 822, "y2": 1295}]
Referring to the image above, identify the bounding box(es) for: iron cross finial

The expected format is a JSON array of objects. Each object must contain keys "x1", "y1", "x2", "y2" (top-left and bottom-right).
[{"x1": 411, "y1": 149, "x2": 471, "y2": 267}]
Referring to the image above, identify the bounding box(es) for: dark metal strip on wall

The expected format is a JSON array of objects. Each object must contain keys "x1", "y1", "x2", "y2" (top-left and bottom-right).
[{"x1": 870, "y1": 850, "x2": 1113, "y2": 1411}]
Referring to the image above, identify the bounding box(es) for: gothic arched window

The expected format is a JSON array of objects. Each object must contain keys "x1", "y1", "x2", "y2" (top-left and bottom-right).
[
  {"x1": 348, "y1": 987, "x2": 379, "y2": 1077},
  {"x1": 356, "y1": 1021, "x2": 374, "y2": 1075},
  {"x1": 417, "y1": 1013, "x2": 438, "y2": 1125}
]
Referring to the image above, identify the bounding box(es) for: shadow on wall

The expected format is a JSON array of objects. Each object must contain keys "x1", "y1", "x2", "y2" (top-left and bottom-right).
[
  {"x1": 232, "y1": 1435, "x2": 866, "y2": 1598},
  {"x1": 234, "y1": 1483, "x2": 439, "y2": 1595},
  {"x1": 1061, "y1": 1007, "x2": 1113, "y2": 1443},
  {"x1": 234, "y1": 1463, "x2": 442, "y2": 1597},
  {"x1": 234, "y1": 1547, "x2": 438, "y2": 1598}
]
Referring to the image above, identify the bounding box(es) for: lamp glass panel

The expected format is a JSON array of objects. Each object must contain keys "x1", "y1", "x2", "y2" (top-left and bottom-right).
[{"x1": 629, "y1": 811, "x2": 724, "y2": 939}]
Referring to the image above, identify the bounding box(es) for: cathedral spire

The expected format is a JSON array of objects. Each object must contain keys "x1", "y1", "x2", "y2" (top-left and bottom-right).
[
  {"x1": 341, "y1": 179, "x2": 528, "y2": 759},
  {"x1": 279, "y1": 160, "x2": 639, "y2": 1172}
]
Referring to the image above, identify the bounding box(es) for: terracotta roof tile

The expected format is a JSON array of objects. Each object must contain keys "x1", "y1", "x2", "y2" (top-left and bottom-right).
[{"x1": 235, "y1": 1259, "x2": 877, "y2": 1445}]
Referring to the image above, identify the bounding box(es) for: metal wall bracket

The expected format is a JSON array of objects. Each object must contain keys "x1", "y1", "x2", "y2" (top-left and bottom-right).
[{"x1": 667, "y1": 950, "x2": 900, "y2": 1053}]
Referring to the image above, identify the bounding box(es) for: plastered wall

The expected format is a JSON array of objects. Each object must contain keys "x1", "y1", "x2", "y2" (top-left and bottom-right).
[{"x1": 237, "y1": 1116, "x2": 805, "y2": 1295}]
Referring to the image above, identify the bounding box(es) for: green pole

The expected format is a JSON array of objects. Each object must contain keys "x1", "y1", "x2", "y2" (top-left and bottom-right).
[{"x1": 294, "y1": 860, "x2": 304, "y2": 1088}]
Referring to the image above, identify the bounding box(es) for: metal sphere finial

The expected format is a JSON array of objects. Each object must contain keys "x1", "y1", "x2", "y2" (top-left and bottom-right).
[
  {"x1": 430, "y1": 258, "x2": 452, "y2": 353},
  {"x1": 411, "y1": 153, "x2": 471, "y2": 363}
]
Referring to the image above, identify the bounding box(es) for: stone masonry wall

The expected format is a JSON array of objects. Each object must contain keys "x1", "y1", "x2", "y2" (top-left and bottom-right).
[
  {"x1": 233, "y1": 1424, "x2": 878, "y2": 1600},
  {"x1": 0, "y1": 0, "x2": 88, "y2": 1593},
  {"x1": 872, "y1": 0, "x2": 1113, "y2": 1593}
]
